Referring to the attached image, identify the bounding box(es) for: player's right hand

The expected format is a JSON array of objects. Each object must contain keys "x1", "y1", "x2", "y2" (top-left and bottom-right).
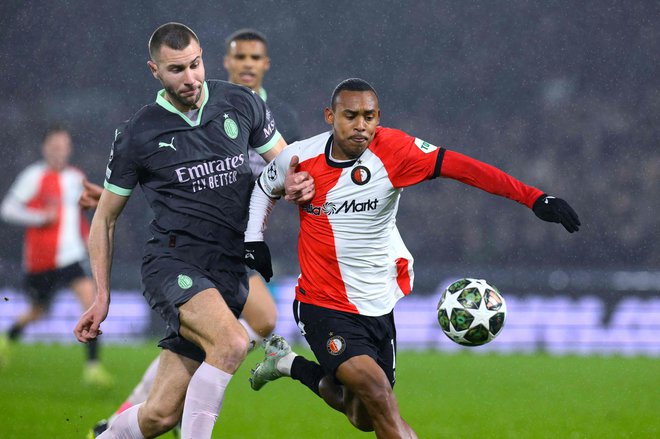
[
  {"x1": 284, "y1": 155, "x2": 315, "y2": 204},
  {"x1": 74, "y1": 300, "x2": 108, "y2": 343},
  {"x1": 245, "y1": 241, "x2": 273, "y2": 282}
]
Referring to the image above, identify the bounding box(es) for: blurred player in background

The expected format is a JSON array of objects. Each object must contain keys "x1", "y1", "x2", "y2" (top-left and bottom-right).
[
  {"x1": 75, "y1": 22, "x2": 313, "y2": 439},
  {"x1": 245, "y1": 78, "x2": 581, "y2": 438},
  {"x1": 88, "y1": 28, "x2": 303, "y2": 438},
  {"x1": 0, "y1": 125, "x2": 112, "y2": 386}
]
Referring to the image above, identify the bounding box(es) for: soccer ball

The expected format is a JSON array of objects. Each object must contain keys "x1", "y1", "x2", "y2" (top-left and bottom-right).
[{"x1": 437, "y1": 278, "x2": 507, "y2": 346}]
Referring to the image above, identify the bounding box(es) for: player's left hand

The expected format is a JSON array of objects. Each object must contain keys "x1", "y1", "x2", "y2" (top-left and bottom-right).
[
  {"x1": 284, "y1": 155, "x2": 315, "y2": 205},
  {"x1": 245, "y1": 241, "x2": 273, "y2": 282},
  {"x1": 532, "y1": 194, "x2": 581, "y2": 233},
  {"x1": 79, "y1": 179, "x2": 104, "y2": 210}
]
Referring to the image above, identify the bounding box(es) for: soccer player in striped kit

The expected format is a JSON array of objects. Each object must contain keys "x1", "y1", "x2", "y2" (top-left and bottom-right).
[
  {"x1": 0, "y1": 125, "x2": 112, "y2": 386},
  {"x1": 246, "y1": 78, "x2": 580, "y2": 438}
]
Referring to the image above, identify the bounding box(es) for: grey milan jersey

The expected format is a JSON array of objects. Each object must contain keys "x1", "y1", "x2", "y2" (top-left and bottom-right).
[{"x1": 105, "y1": 80, "x2": 281, "y2": 267}]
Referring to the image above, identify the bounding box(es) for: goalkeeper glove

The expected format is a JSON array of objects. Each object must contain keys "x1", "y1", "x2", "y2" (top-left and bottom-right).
[
  {"x1": 244, "y1": 241, "x2": 273, "y2": 282},
  {"x1": 532, "y1": 194, "x2": 581, "y2": 233}
]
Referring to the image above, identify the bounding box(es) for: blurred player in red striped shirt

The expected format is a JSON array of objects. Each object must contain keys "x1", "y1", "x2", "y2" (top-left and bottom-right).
[{"x1": 0, "y1": 125, "x2": 112, "y2": 386}]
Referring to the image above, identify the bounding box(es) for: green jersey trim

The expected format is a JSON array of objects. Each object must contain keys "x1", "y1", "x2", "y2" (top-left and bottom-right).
[
  {"x1": 258, "y1": 87, "x2": 267, "y2": 102},
  {"x1": 254, "y1": 130, "x2": 282, "y2": 154},
  {"x1": 104, "y1": 180, "x2": 133, "y2": 196},
  {"x1": 155, "y1": 82, "x2": 209, "y2": 127}
]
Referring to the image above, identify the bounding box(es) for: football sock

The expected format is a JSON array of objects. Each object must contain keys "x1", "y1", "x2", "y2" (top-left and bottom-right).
[
  {"x1": 87, "y1": 337, "x2": 99, "y2": 361},
  {"x1": 239, "y1": 318, "x2": 265, "y2": 351},
  {"x1": 290, "y1": 356, "x2": 325, "y2": 397},
  {"x1": 98, "y1": 403, "x2": 144, "y2": 439},
  {"x1": 181, "y1": 362, "x2": 232, "y2": 439},
  {"x1": 276, "y1": 351, "x2": 297, "y2": 375},
  {"x1": 7, "y1": 323, "x2": 23, "y2": 341}
]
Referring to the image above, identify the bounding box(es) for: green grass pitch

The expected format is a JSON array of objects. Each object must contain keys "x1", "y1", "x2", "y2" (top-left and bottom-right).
[{"x1": 0, "y1": 342, "x2": 658, "y2": 438}]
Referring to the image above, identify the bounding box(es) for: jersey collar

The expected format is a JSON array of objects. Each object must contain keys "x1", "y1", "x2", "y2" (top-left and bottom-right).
[
  {"x1": 155, "y1": 81, "x2": 209, "y2": 127},
  {"x1": 258, "y1": 87, "x2": 267, "y2": 102},
  {"x1": 325, "y1": 134, "x2": 359, "y2": 168}
]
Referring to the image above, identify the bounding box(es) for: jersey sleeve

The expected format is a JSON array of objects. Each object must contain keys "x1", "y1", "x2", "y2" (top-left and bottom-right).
[
  {"x1": 104, "y1": 123, "x2": 138, "y2": 197},
  {"x1": 255, "y1": 142, "x2": 299, "y2": 199},
  {"x1": 440, "y1": 149, "x2": 543, "y2": 208},
  {"x1": 0, "y1": 165, "x2": 49, "y2": 226},
  {"x1": 242, "y1": 90, "x2": 282, "y2": 156},
  {"x1": 5, "y1": 165, "x2": 40, "y2": 203},
  {"x1": 377, "y1": 128, "x2": 443, "y2": 188}
]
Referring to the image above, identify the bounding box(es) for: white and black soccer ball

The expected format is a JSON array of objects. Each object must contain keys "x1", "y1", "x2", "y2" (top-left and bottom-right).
[{"x1": 437, "y1": 278, "x2": 507, "y2": 346}]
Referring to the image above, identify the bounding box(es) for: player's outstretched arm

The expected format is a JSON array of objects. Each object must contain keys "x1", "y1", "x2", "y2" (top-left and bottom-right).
[
  {"x1": 74, "y1": 189, "x2": 129, "y2": 342},
  {"x1": 532, "y1": 194, "x2": 581, "y2": 233},
  {"x1": 440, "y1": 149, "x2": 580, "y2": 233}
]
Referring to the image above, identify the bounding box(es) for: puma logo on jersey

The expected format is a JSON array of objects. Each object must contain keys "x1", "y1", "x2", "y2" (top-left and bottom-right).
[{"x1": 158, "y1": 137, "x2": 176, "y2": 151}]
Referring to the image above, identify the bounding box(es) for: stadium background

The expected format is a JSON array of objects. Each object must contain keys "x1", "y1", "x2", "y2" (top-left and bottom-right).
[
  {"x1": 0, "y1": 1, "x2": 659, "y2": 437},
  {"x1": 0, "y1": 0, "x2": 660, "y2": 439}
]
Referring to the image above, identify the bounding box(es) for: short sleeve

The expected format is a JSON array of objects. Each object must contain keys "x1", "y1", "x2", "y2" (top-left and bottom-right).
[
  {"x1": 375, "y1": 128, "x2": 443, "y2": 188},
  {"x1": 104, "y1": 123, "x2": 138, "y2": 196},
  {"x1": 243, "y1": 91, "x2": 282, "y2": 156}
]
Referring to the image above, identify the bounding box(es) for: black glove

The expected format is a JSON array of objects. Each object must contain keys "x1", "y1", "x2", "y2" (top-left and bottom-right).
[
  {"x1": 244, "y1": 241, "x2": 273, "y2": 282},
  {"x1": 532, "y1": 194, "x2": 581, "y2": 233}
]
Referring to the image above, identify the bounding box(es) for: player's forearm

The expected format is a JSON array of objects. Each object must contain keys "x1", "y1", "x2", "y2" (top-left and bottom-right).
[
  {"x1": 0, "y1": 196, "x2": 50, "y2": 226},
  {"x1": 87, "y1": 214, "x2": 116, "y2": 304},
  {"x1": 440, "y1": 149, "x2": 543, "y2": 208},
  {"x1": 245, "y1": 182, "x2": 277, "y2": 241}
]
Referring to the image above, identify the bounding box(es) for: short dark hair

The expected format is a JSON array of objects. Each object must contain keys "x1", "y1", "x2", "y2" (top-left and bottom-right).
[
  {"x1": 331, "y1": 78, "x2": 378, "y2": 109},
  {"x1": 43, "y1": 123, "x2": 69, "y2": 141},
  {"x1": 225, "y1": 28, "x2": 268, "y2": 53},
  {"x1": 148, "y1": 22, "x2": 200, "y2": 60}
]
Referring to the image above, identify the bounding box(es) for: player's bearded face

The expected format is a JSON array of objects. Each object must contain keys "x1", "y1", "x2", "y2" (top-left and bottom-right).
[
  {"x1": 325, "y1": 91, "x2": 380, "y2": 160},
  {"x1": 151, "y1": 42, "x2": 205, "y2": 111}
]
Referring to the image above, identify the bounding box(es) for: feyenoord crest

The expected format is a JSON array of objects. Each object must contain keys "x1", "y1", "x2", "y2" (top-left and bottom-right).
[
  {"x1": 223, "y1": 114, "x2": 239, "y2": 139},
  {"x1": 351, "y1": 165, "x2": 371, "y2": 185},
  {"x1": 326, "y1": 335, "x2": 346, "y2": 355}
]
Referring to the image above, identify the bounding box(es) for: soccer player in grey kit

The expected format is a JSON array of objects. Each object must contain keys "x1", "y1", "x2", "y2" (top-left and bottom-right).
[{"x1": 74, "y1": 23, "x2": 313, "y2": 439}]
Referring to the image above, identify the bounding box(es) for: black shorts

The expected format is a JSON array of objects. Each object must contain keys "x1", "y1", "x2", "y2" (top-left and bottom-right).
[
  {"x1": 293, "y1": 300, "x2": 397, "y2": 387},
  {"x1": 142, "y1": 253, "x2": 249, "y2": 363},
  {"x1": 24, "y1": 263, "x2": 86, "y2": 309}
]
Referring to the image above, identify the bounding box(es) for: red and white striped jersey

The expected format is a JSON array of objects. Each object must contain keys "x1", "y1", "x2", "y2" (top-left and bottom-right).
[
  {"x1": 257, "y1": 127, "x2": 442, "y2": 315},
  {"x1": 254, "y1": 126, "x2": 543, "y2": 316},
  {"x1": 1, "y1": 162, "x2": 89, "y2": 273}
]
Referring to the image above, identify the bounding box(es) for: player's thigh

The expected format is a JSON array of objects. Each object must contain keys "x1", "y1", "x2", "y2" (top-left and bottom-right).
[
  {"x1": 178, "y1": 288, "x2": 249, "y2": 357},
  {"x1": 241, "y1": 274, "x2": 277, "y2": 334},
  {"x1": 143, "y1": 349, "x2": 199, "y2": 420}
]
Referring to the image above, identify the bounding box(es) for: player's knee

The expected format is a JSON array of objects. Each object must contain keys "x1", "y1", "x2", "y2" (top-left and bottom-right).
[
  {"x1": 141, "y1": 403, "x2": 181, "y2": 433},
  {"x1": 206, "y1": 328, "x2": 250, "y2": 370},
  {"x1": 351, "y1": 375, "x2": 395, "y2": 412},
  {"x1": 253, "y1": 313, "x2": 277, "y2": 336}
]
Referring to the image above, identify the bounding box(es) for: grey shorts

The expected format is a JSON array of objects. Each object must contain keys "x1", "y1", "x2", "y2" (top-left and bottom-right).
[{"x1": 142, "y1": 253, "x2": 249, "y2": 362}]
